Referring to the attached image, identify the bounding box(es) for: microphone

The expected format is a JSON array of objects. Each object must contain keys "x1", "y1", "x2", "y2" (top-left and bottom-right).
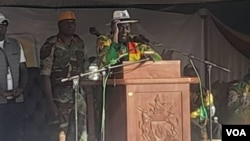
[
  {"x1": 133, "y1": 35, "x2": 165, "y2": 47},
  {"x1": 89, "y1": 27, "x2": 101, "y2": 37},
  {"x1": 132, "y1": 34, "x2": 150, "y2": 44}
]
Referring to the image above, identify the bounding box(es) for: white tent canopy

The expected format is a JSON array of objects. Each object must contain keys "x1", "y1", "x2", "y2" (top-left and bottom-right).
[
  {"x1": 0, "y1": 0, "x2": 249, "y2": 84},
  {"x1": 0, "y1": 0, "x2": 229, "y2": 7}
]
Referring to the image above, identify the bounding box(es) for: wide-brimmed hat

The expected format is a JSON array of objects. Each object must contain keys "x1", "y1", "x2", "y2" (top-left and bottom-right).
[
  {"x1": 106, "y1": 10, "x2": 138, "y2": 26},
  {"x1": 57, "y1": 11, "x2": 76, "y2": 22},
  {"x1": 0, "y1": 13, "x2": 9, "y2": 25}
]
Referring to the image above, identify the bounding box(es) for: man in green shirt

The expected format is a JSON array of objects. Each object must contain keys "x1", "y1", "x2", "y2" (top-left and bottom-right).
[{"x1": 95, "y1": 9, "x2": 162, "y2": 67}]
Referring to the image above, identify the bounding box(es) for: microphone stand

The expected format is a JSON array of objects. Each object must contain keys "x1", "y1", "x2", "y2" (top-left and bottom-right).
[
  {"x1": 60, "y1": 58, "x2": 150, "y2": 141},
  {"x1": 61, "y1": 58, "x2": 150, "y2": 83},
  {"x1": 144, "y1": 40, "x2": 230, "y2": 140},
  {"x1": 175, "y1": 50, "x2": 230, "y2": 141},
  {"x1": 73, "y1": 77, "x2": 79, "y2": 141},
  {"x1": 191, "y1": 56, "x2": 229, "y2": 141}
]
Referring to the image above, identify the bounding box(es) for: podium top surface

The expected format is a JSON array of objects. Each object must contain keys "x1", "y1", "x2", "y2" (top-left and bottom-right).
[
  {"x1": 81, "y1": 77, "x2": 198, "y2": 86},
  {"x1": 81, "y1": 60, "x2": 200, "y2": 85},
  {"x1": 121, "y1": 60, "x2": 181, "y2": 79}
]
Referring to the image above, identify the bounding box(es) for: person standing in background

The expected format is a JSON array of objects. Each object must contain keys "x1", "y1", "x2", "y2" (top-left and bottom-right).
[
  {"x1": 0, "y1": 12, "x2": 28, "y2": 141},
  {"x1": 40, "y1": 11, "x2": 88, "y2": 141},
  {"x1": 227, "y1": 69, "x2": 250, "y2": 124}
]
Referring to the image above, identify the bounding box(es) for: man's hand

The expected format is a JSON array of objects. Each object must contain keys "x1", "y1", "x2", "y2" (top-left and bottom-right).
[
  {"x1": 47, "y1": 101, "x2": 60, "y2": 124},
  {"x1": 199, "y1": 118, "x2": 208, "y2": 127},
  {"x1": 2, "y1": 88, "x2": 23, "y2": 99},
  {"x1": 12, "y1": 88, "x2": 23, "y2": 98},
  {"x1": 48, "y1": 101, "x2": 59, "y2": 117},
  {"x1": 111, "y1": 20, "x2": 121, "y2": 44},
  {"x1": 2, "y1": 91, "x2": 14, "y2": 98},
  {"x1": 111, "y1": 20, "x2": 120, "y2": 35}
]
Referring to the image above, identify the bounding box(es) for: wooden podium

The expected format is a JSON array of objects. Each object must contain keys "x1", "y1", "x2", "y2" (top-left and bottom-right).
[
  {"x1": 104, "y1": 60, "x2": 196, "y2": 141},
  {"x1": 81, "y1": 60, "x2": 197, "y2": 141}
]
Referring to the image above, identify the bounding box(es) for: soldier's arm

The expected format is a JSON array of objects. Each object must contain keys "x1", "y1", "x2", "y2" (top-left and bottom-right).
[
  {"x1": 41, "y1": 75, "x2": 55, "y2": 106},
  {"x1": 74, "y1": 35, "x2": 89, "y2": 72},
  {"x1": 76, "y1": 42, "x2": 88, "y2": 72},
  {"x1": 40, "y1": 40, "x2": 58, "y2": 116}
]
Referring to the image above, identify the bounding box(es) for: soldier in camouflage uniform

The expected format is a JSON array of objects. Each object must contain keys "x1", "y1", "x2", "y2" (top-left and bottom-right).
[{"x1": 40, "y1": 11, "x2": 88, "y2": 141}]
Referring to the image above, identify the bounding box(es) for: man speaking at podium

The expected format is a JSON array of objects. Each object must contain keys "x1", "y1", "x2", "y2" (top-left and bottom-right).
[
  {"x1": 94, "y1": 9, "x2": 162, "y2": 67},
  {"x1": 89, "y1": 9, "x2": 163, "y2": 140}
]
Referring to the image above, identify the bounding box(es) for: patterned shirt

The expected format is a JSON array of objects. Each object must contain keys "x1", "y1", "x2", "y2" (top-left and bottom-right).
[
  {"x1": 227, "y1": 80, "x2": 250, "y2": 117},
  {"x1": 40, "y1": 34, "x2": 88, "y2": 102},
  {"x1": 96, "y1": 34, "x2": 162, "y2": 67}
]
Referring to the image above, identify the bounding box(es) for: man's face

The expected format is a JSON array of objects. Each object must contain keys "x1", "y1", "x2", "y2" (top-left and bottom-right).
[
  {"x1": 0, "y1": 21, "x2": 8, "y2": 37},
  {"x1": 58, "y1": 19, "x2": 76, "y2": 36},
  {"x1": 118, "y1": 23, "x2": 131, "y2": 43}
]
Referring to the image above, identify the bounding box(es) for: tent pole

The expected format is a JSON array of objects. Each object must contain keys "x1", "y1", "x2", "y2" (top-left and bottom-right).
[{"x1": 200, "y1": 8, "x2": 213, "y2": 141}]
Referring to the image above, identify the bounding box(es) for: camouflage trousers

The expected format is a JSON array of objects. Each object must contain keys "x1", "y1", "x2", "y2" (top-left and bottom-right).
[{"x1": 49, "y1": 86, "x2": 87, "y2": 141}]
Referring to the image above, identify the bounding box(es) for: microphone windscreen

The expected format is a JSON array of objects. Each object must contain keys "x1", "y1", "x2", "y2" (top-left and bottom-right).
[
  {"x1": 132, "y1": 35, "x2": 149, "y2": 44},
  {"x1": 89, "y1": 27, "x2": 100, "y2": 37},
  {"x1": 139, "y1": 34, "x2": 150, "y2": 43}
]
